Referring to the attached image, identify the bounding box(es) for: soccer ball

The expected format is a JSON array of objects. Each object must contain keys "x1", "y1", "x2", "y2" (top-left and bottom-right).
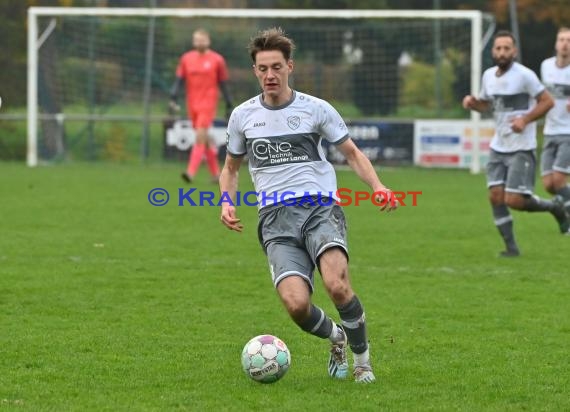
[{"x1": 241, "y1": 334, "x2": 291, "y2": 383}]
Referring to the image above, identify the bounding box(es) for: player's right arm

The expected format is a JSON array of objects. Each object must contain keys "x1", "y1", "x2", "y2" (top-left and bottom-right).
[
  {"x1": 219, "y1": 154, "x2": 244, "y2": 232},
  {"x1": 170, "y1": 55, "x2": 186, "y2": 111},
  {"x1": 220, "y1": 108, "x2": 246, "y2": 232},
  {"x1": 169, "y1": 76, "x2": 184, "y2": 112},
  {"x1": 462, "y1": 95, "x2": 491, "y2": 113}
]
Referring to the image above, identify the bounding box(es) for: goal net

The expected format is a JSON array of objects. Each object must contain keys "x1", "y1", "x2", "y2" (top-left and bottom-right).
[{"x1": 28, "y1": 7, "x2": 487, "y2": 168}]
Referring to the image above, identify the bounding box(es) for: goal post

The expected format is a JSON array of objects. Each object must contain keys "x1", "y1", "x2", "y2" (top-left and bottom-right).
[
  {"x1": 27, "y1": 7, "x2": 488, "y2": 167},
  {"x1": 470, "y1": 11, "x2": 483, "y2": 175}
]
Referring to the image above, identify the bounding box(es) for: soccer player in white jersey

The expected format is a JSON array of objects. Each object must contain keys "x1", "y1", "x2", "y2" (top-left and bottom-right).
[
  {"x1": 463, "y1": 30, "x2": 568, "y2": 257},
  {"x1": 540, "y1": 27, "x2": 570, "y2": 218},
  {"x1": 219, "y1": 28, "x2": 398, "y2": 383}
]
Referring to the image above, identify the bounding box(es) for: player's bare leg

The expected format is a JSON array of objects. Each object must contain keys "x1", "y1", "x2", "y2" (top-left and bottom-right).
[
  {"x1": 276, "y1": 276, "x2": 348, "y2": 379},
  {"x1": 506, "y1": 190, "x2": 569, "y2": 235}
]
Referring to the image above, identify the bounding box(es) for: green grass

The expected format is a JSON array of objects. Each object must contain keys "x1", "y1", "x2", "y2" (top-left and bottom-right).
[{"x1": 1, "y1": 162, "x2": 569, "y2": 411}]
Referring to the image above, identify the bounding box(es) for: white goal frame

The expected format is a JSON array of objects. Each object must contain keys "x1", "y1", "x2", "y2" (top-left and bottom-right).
[{"x1": 27, "y1": 7, "x2": 485, "y2": 171}]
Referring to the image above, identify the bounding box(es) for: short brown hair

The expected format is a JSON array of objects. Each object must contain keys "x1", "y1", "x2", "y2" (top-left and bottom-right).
[
  {"x1": 493, "y1": 30, "x2": 516, "y2": 45},
  {"x1": 558, "y1": 27, "x2": 570, "y2": 34},
  {"x1": 248, "y1": 27, "x2": 296, "y2": 62}
]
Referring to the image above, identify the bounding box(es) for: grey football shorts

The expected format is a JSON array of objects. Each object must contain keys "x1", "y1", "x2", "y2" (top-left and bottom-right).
[
  {"x1": 486, "y1": 149, "x2": 536, "y2": 195},
  {"x1": 257, "y1": 198, "x2": 348, "y2": 292},
  {"x1": 541, "y1": 135, "x2": 570, "y2": 176}
]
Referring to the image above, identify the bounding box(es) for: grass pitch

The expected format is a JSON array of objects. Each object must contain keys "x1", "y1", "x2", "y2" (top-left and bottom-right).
[{"x1": 1, "y1": 162, "x2": 569, "y2": 411}]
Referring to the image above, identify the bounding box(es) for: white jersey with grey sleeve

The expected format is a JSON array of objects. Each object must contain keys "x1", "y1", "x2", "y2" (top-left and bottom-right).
[
  {"x1": 479, "y1": 62, "x2": 545, "y2": 153},
  {"x1": 225, "y1": 90, "x2": 349, "y2": 208},
  {"x1": 541, "y1": 57, "x2": 570, "y2": 136}
]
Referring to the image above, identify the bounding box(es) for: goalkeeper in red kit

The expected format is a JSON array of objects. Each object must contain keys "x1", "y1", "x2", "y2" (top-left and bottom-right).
[{"x1": 170, "y1": 29, "x2": 233, "y2": 183}]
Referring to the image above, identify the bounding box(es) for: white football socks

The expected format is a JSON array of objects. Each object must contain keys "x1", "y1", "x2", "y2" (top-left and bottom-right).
[
  {"x1": 353, "y1": 348, "x2": 370, "y2": 368},
  {"x1": 328, "y1": 323, "x2": 344, "y2": 343}
]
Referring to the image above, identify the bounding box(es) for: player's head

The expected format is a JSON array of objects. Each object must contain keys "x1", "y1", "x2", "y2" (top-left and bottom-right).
[
  {"x1": 492, "y1": 30, "x2": 517, "y2": 71},
  {"x1": 192, "y1": 29, "x2": 211, "y2": 53},
  {"x1": 555, "y1": 27, "x2": 570, "y2": 59},
  {"x1": 248, "y1": 27, "x2": 295, "y2": 101}
]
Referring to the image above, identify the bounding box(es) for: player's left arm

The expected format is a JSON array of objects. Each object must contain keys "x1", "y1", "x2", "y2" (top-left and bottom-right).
[
  {"x1": 511, "y1": 72, "x2": 555, "y2": 132},
  {"x1": 513, "y1": 90, "x2": 554, "y2": 133},
  {"x1": 337, "y1": 138, "x2": 398, "y2": 211}
]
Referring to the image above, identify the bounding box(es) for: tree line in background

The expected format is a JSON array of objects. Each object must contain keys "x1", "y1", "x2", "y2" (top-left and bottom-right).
[{"x1": 1, "y1": 0, "x2": 568, "y2": 107}]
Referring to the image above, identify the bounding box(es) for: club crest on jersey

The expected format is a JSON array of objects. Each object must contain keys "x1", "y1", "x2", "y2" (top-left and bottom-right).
[{"x1": 287, "y1": 116, "x2": 301, "y2": 130}]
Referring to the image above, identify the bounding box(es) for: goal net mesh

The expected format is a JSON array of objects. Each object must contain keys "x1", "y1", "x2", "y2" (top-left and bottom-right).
[{"x1": 35, "y1": 13, "x2": 477, "y2": 162}]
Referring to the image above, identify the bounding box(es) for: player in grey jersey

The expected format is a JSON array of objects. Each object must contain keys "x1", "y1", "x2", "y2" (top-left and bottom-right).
[
  {"x1": 463, "y1": 30, "x2": 568, "y2": 257},
  {"x1": 219, "y1": 28, "x2": 398, "y2": 383},
  {"x1": 540, "y1": 27, "x2": 570, "y2": 218}
]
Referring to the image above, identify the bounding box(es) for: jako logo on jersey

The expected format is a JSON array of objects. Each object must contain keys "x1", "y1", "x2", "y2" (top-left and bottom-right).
[
  {"x1": 287, "y1": 116, "x2": 301, "y2": 130},
  {"x1": 253, "y1": 122, "x2": 266, "y2": 127},
  {"x1": 252, "y1": 138, "x2": 292, "y2": 161}
]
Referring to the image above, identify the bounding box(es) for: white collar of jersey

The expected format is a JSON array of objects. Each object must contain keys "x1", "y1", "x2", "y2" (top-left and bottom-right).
[{"x1": 259, "y1": 90, "x2": 296, "y2": 111}]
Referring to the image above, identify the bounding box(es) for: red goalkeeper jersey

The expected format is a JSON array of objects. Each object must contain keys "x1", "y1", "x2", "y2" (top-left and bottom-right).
[{"x1": 175, "y1": 49, "x2": 229, "y2": 112}]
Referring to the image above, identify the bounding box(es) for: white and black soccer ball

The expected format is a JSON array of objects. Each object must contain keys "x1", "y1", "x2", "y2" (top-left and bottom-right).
[{"x1": 241, "y1": 334, "x2": 291, "y2": 383}]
